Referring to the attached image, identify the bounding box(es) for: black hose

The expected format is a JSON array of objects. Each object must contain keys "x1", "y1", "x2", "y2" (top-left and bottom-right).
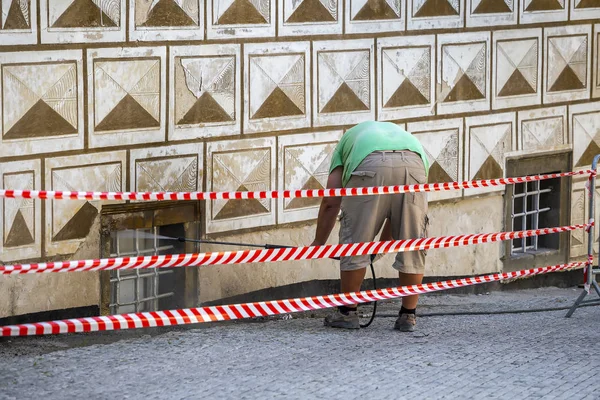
[{"x1": 359, "y1": 260, "x2": 377, "y2": 328}]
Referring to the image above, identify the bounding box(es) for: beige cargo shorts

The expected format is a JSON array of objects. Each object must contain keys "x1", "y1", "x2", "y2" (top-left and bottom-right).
[{"x1": 339, "y1": 151, "x2": 429, "y2": 274}]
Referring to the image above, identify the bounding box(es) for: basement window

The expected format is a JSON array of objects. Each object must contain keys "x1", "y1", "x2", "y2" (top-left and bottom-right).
[
  {"x1": 504, "y1": 151, "x2": 571, "y2": 271},
  {"x1": 511, "y1": 177, "x2": 560, "y2": 255},
  {"x1": 108, "y1": 226, "x2": 181, "y2": 314},
  {"x1": 100, "y1": 202, "x2": 200, "y2": 315}
]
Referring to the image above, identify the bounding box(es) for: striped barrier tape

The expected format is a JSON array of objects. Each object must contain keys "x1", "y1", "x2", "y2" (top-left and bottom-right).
[
  {"x1": 0, "y1": 170, "x2": 590, "y2": 202},
  {"x1": 0, "y1": 261, "x2": 586, "y2": 337},
  {"x1": 0, "y1": 223, "x2": 590, "y2": 275}
]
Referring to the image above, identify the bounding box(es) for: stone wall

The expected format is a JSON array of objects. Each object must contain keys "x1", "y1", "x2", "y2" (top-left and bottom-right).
[{"x1": 0, "y1": 0, "x2": 599, "y2": 315}]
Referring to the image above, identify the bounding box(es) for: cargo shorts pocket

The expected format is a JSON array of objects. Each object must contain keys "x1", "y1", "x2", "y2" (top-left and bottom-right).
[
  {"x1": 422, "y1": 215, "x2": 430, "y2": 256},
  {"x1": 407, "y1": 170, "x2": 428, "y2": 212},
  {"x1": 350, "y1": 170, "x2": 376, "y2": 179}
]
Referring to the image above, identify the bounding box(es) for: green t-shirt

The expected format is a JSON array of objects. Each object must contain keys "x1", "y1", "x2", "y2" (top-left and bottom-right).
[{"x1": 330, "y1": 121, "x2": 430, "y2": 187}]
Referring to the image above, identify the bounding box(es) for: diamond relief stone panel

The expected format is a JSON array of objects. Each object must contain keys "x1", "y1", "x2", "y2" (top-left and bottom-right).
[
  {"x1": 492, "y1": 28, "x2": 542, "y2": 110},
  {"x1": 407, "y1": 118, "x2": 463, "y2": 202},
  {"x1": 0, "y1": 159, "x2": 41, "y2": 262},
  {"x1": 129, "y1": 0, "x2": 204, "y2": 41},
  {"x1": 170, "y1": 44, "x2": 240, "y2": 140},
  {"x1": 465, "y1": 112, "x2": 516, "y2": 196},
  {"x1": 437, "y1": 32, "x2": 491, "y2": 115},
  {"x1": 407, "y1": 0, "x2": 463, "y2": 30},
  {"x1": 520, "y1": 0, "x2": 567, "y2": 24},
  {"x1": 592, "y1": 24, "x2": 600, "y2": 99},
  {"x1": 0, "y1": 0, "x2": 37, "y2": 44},
  {"x1": 0, "y1": 50, "x2": 84, "y2": 157},
  {"x1": 245, "y1": 42, "x2": 311, "y2": 134},
  {"x1": 345, "y1": 0, "x2": 405, "y2": 34},
  {"x1": 569, "y1": 102, "x2": 600, "y2": 171},
  {"x1": 571, "y1": 179, "x2": 587, "y2": 257},
  {"x1": 130, "y1": 143, "x2": 203, "y2": 195},
  {"x1": 377, "y1": 35, "x2": 435, "y2": 121},
  {"x1": 206, "y1": 137, "x2": 276, "y2": 234},
  {"x1": 40, "y1": 0, "x2": 125, "y2": 43},
  {"x1": 45, "y1": 151, "x2": 126, "y2": 256},
  {"x1": 278, "y1": 0, "x2": 342, "y2": 36},
  {"x1": 466, "y1": 0, "x2": 516, "y2": 27},
  {"x1": 517, "y1": 106, "x2": 567, "y2": 152},
  {"x1": 207, "y1": 0, "x2": 274, "y2": 39},
  {"x1": 544, "y1": 25, "x2": 592, "y2": 104},
  {"x1": 571, "y1": 0, "x2": 600, "y2": 19},
  {"x1": 313, "y1": 39, "x2": 375, "y2": 127},
  {"x1": 277, "y1": 130, "x2": 342, "y2": 224},
  {"x1": 87, "y1": 47, "x2": 166, "y2": 148}
]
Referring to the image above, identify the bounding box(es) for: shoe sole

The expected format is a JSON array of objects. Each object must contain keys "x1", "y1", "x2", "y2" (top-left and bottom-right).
[{"x1": 394, "y1": 324, "x2": 415, "y2": 332}]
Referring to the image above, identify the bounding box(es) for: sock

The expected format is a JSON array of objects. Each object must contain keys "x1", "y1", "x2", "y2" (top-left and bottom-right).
[
  {"x1": 338, "y1": 305, "x2": 357, "y2": 315},
  {"x1": 400, "y1": 306, "x2": 416, "y2": 315}
]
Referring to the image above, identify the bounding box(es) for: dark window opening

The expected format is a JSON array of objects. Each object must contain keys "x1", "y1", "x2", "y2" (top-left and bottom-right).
[
  {"x1": 511, "y1": 176, "x2": 561, "y2": 254},
  {"x1": 100, "y1": 202, "x2": 201, "y2": 315},
  {"x1": 504, "y1": 151, "x2": 571, "y2": 271}
]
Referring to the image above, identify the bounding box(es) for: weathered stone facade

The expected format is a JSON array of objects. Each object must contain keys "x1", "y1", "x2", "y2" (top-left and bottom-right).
[{"x1": 0, "y1": 0, "x2": 599, "y2": 316}]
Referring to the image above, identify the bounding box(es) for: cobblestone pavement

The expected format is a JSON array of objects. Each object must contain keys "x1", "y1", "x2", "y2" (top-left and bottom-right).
[{"x1": 1, "y1": 288, "x2": 600, "y2": 400}]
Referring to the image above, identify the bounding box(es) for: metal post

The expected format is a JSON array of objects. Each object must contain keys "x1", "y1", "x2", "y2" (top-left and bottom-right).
[{"x1": 566, "y1": 154, "x2": 600, "y2": 317}]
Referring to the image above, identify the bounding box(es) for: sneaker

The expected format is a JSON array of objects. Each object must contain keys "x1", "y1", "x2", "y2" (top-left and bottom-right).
[
  {"x1": 324, "y1": 308, "x2": 360, "y2": 329},
  {"x1": 394, "y1": 313, "x2": 416, "y2": 332}
]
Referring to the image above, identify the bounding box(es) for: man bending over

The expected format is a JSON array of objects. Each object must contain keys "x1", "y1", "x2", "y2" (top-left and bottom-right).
[{"x1": 311, "y1": 121, "x2": 430, "y2": 331}]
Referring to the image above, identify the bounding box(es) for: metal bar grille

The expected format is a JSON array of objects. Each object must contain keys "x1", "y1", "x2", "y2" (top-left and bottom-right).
[
  {"x1": 511, "y1": 181, "x2": 552, "y2": 254},
  {"x1": 109, "y1": 227, "x2": 175, "y2": 314}
]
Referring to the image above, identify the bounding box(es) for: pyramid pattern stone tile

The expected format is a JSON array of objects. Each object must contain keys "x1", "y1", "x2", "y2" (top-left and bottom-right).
[
  {"x1": 50, "y1": 0, "x2": 120, "y2": 28},
  {"x1": 279, "y1": 0, "x2": 341, "y2": 36},
  {"x1": 382, "y1": 46, "x2": 431, "y2": 109},
  {"x1": 45, "y1": 152, "x2": 125, "y2": 255},
  {"x1": 212, "y1": 148, "x2": 272, "y2": 221},
  {"x1": 1, "y1": 0, "x2": 30, "y2": 29},
  {"x1": 441, "y1": 42, "x2": 487, "y2": 103},
  {"x1": 0, "y1": 160, "x2": 41, "y2": 261},
  {"x1": 176, "y1": 56, "x2": 235, "y2": 126},
  {"x1": 207, "y1": 138, "x2": 276, "y2": 233},
  {"x1": 93, "y1": 58, "x2": 161, "y2": 132},
  {"x1": 572, "y1": 110, "x2": 600, "y2": 167},
  {"x1": 547, "y1": 35, "x2": 588, "y2": 93},
  {"x1": 438, "y1": 36, "x2": 490, "y2": 114},
  {"x1": 519, "y1": 107, "x2": 566, "y2": 151},
  {"x1": 249, "y1": 53, "x2": 306, "y2": 119},
  {"x1": 469, "y1": 123, "x2": 511, "y2": 180},
  {"x1": 318, "y1": 50, "x2": 370, "y2": 113},
  {"x1": 3, "y1": 172, "x2": 34, "y2": 248},
  {"x1": 50, "y1": 162, "x2": 121, "y2": 241},
  {"x1": 2, "y1": 62, "x2": 78, "y2": 139},
  {"x1": 520, "y1": 0, "x2": 567, "y2": 23},
  {"x1": 346, "y1": 0, "x2": 402, "y2": 33},
  {"x1": 496, "y1": 39, "x2": 538, "y2": 97}
]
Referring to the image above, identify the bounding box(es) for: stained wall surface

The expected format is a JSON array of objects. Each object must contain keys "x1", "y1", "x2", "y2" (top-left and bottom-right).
[{"x1": 0, "y1": 0, "x2": 599, "y2": 315}]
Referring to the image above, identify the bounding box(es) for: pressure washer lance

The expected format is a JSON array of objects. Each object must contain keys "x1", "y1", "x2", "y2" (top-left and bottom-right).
[{"x1": 117, "y1": 230, "x2": 377, "y2": 328}]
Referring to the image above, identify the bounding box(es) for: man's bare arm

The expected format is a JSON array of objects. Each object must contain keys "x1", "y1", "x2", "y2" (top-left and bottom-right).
[{"x1": 311, "y1": 167, "x2": 343, "y2": 246}]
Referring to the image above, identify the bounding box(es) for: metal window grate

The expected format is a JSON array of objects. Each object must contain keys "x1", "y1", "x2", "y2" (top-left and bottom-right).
[
  {"x1": 109, "y1": 227, "x2": 175, "y2": 314},
  {"x1": 511, "y1": 180, "x2": 552, "y2": 254}
]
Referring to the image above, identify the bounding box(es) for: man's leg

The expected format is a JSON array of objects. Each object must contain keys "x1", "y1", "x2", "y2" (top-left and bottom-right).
[
  {"x1": 341, "y1": 268, "x2": 367, "y2": 296},
  {"x1": 390, "y1": 152, "x2": 428, "y2": 331},
  {"x1": 324, "y1": 154, "x2": 389, "y2": 328},
  {"x1": 398, "y1": 272, "x2": 424, "y2": 309}
]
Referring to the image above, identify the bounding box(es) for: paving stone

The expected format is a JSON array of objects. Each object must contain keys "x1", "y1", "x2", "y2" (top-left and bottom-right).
[{"x1": 0, "y1": 288, "x2": 599, "y2": 399}]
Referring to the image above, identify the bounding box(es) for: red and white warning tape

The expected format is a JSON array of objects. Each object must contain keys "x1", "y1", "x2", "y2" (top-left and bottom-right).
[
  {"x1": 0, "y1": 171, "x2": 590, "y2": 201},
  {"x1": 0, "y1": 261, "x2": 586, "y2": 337},
  {"x1": 0, "y1": 224, "x2": 590, "y2": 275}
]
